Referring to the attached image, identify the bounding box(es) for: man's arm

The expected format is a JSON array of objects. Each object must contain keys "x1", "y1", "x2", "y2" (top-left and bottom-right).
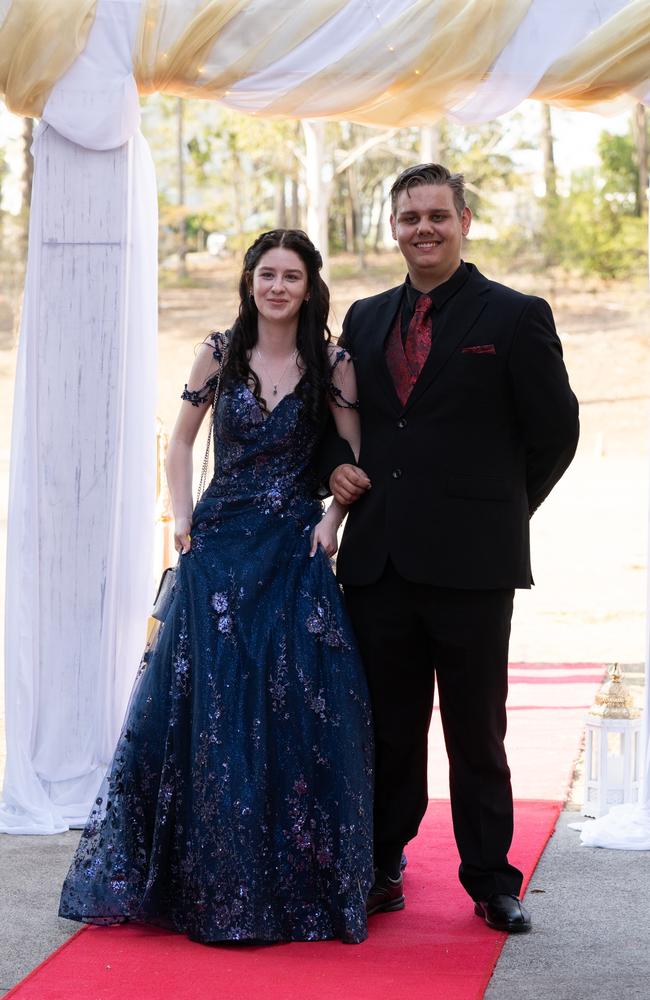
[{"x1": 508, "y1": 297, "x2": 579, "y2": 515}]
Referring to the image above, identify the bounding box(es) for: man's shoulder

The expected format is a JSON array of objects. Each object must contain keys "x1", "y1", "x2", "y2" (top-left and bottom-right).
[
  {"x1": 347, "y1": 284, "x2": 403, "y2": 316},
  {"x1": 470, "y1": 265, "x2": 548, "y2": 311}
]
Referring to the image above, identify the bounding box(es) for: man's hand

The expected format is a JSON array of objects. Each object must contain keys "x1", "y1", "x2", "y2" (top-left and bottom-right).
[{"x1": 329, "y1": 464, "x2": 371, "y2": 505}]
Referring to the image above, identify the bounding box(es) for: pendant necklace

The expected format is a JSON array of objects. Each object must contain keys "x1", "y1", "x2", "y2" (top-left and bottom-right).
[{"x1": 255, "y1": 347, "x2": 297, "y2": 396}]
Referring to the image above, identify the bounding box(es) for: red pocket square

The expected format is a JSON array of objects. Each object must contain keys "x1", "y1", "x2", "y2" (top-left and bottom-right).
[{"x1": 461, "y1": 344, "x2": 496, "y2": 355}]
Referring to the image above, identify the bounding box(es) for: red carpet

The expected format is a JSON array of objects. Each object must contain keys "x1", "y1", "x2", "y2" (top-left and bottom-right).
[{"x1": 8, "y1": 663, "x2": 603, "y2": 1000}]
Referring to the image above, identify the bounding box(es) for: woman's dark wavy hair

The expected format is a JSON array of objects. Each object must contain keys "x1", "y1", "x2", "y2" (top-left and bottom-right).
[{"x1": 223, "y1": 229, "x2": 332, "y2": 425}]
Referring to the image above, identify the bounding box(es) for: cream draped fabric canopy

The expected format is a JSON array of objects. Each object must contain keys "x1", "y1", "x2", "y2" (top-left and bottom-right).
[{"x1": 1, "y1": 0, "x2": 649, "y2": 124}]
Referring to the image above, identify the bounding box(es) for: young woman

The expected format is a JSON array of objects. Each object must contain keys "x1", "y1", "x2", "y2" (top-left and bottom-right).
[{"x1": 59, "y1": 230, "x2": 374, "y2": 944}]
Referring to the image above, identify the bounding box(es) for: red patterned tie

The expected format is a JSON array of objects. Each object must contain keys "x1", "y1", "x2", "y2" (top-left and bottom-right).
[{"x1": 405, "y1": 294, "x2": 433, "y2": 378}]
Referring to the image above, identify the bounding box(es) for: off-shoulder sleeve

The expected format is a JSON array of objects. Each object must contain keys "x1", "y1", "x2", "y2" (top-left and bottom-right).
[
  {"x1": 327, "y1": 347, "x2": 359, "y2": 409},
  {"x1": 180, "y1": 331, "x2": 227, "y2": 406}
]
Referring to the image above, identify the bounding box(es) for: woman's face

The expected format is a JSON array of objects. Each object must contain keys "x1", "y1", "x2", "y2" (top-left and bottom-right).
[{"x1": 250, "y1": 247, "x2": 309, "y2": 324}]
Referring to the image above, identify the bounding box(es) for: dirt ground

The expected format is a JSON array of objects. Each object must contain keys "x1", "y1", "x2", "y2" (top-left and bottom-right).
[{"x1": 1, "y1": 252, "x2": 649, "y2": 770}]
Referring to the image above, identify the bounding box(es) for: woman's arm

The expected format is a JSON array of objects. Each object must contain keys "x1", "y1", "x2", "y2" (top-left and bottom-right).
[
  {"x1": 166, "y1": 340, "x2": 221, "y2": 553},
  {"x1": 309, "y1": 348, "x2": 361, "y2": 557},
  {"x1": 327, "y1": 347, "x2": 360, "y2": 461}
]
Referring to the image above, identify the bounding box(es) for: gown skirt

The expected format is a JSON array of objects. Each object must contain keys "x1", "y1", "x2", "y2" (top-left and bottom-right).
[{"x1": 59, "y1": 382, "x2": 374, "y2": 944}]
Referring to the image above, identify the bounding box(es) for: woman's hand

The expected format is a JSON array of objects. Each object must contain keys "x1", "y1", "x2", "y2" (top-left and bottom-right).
[
  {"x1": 310, "y1": 514, "x2": 339, "y2": 558},
  {"x1": 174, "y1": 516, "x2": 192, "y2": 554}
]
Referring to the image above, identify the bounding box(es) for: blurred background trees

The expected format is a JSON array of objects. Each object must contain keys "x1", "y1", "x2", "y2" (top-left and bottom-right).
[
  {"x1": 135, "y1": 96, "x2": 649, "y2": 284},
  {"x1": 1, "y1": 97, "x2": 648, "y2": 321}
]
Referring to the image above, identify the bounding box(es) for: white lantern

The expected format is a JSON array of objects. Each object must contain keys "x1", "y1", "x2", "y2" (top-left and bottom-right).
[{"x1": 583, "y1": 664, "x2": 642, "y2": 819}]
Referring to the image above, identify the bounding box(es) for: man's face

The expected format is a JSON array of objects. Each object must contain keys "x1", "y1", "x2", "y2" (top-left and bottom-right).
[{"x1": 390, "y1": 183, "x2": 471, "y2": 289}]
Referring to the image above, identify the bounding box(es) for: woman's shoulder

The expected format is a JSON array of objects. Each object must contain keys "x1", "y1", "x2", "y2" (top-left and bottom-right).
[
  {"x1": 205, "y1": 329, "x2": 231, "y2": 362},
  {"x1": 180, "y1": 331, "x2": 230, "y2": 407}
]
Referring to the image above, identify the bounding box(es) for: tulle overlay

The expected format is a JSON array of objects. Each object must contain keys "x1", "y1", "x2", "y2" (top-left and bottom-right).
[{"x1": 59, "y1": 379, "x2": 374, "y2": 943}]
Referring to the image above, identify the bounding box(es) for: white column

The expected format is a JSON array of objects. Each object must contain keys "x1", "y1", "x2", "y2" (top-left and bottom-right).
[{"x1": 0, "y1": 122, "x2": 158, "y2": 834}]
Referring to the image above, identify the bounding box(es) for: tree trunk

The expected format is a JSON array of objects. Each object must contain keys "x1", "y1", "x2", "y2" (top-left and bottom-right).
[
  {"x1": 344, "y1": 185, "x2": 355, "y2": 253},
  {"x1": 21, "y1": 117, "x2": 34, "y2": 209},
  {"x1": 232, "y1": 150, "x2": 246, "y2": 252},
  {"x1": 289, "y1": 178, "x2": 300, "y2": 227},
  {"x1": 348, "y1": 164, "x2": 365, "y2": 270},
  {"x1": 177, "y1": 98, "x2": 187, "y2": 275},
  {"x1": 275, "y1": 178, "x2": 287, "y2": 228},
  {"x1": 20, "y1": 116, "x2": 34, "y2": 258},
  {"x1": 374, "y1": 192, "x2": 387, "y2": 252},
  {"x1": 633, "y1": 103, "x2": 648, "y2": 217},
  {"x1": 302, "y1": 119, "x2": 330, "y2": 283},
  {"x1": 541, "y1": 103, "x2": 557, "y2": 200},
  {"x1": 420, "y1": 124, "x2": 441, "y2": 163}
]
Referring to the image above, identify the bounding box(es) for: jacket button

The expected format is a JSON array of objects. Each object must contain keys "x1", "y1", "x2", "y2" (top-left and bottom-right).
[
  {"x1": 392, "y1": 468, "x2": 402, "y2": 479},
  {"x1": 397, "y1": 418, "x2": 407, "y2": 429}
]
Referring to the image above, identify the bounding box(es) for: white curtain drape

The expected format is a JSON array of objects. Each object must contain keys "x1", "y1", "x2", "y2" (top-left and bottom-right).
[
  {"x1": 0, "y1": 0, "x2": 649, "y2": 835},
  {"x1": 0, "y1": 0, "x2": 157, "y2": 834}
]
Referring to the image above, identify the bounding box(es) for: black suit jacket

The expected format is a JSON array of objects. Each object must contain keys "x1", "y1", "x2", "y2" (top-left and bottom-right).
[{"x1": 334, "y1": 263, "x2": 579, "y2": 589}]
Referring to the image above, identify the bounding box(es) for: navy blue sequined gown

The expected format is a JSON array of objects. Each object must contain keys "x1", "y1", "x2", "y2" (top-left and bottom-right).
[{"x1": 59, "y1": 347, "x2": 374, "y2": 944}]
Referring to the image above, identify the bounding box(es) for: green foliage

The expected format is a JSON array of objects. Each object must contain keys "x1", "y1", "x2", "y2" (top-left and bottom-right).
[
  {"x1": 537, "y1": 170, "x2": 647, "y2": 280},
  {"x1": 140, "y1": 96, "x2": 646, "y2": 282},
  {"x1": 443, "y1": 115, "x2": 533, "y2": 220},
  {"x1": 142, "y1": 95, "x2": 301, "y2": 257},
  {"x1": 598, "y1": 129, "x2": 638, "y2": 213}
]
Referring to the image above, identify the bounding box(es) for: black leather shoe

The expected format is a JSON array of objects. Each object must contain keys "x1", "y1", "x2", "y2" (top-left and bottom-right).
[
  {"x1": 474, "y1": 893, "x2": 531, "y2": 933},
  {"x1": 366, "y1": 870, "x2": 405, "y2": 916}
]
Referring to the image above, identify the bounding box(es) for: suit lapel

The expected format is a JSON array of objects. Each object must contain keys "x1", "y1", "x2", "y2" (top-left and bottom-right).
[
  {"x1": 404, "y1": 268, "x2": 489, "y2": 413},
  {"x1": 367, "y1": 286, "x2": 403, "y2": 413}
]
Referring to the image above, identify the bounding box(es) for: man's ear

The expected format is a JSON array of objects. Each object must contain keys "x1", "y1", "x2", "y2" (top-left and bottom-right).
[
  {"x1": 389, "y1": 213, "x2": 397, "y2": 240},
  {"x1": 461, "y1": 205, "x2": 472, "y2": 238}
]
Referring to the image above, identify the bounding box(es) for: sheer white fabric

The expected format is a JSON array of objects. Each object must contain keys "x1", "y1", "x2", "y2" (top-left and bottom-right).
[
  {"x1": 448, "y1": 0, "x2": 630, "y2": 123},
  {"x1": 0, "y1": 122, "x2": 157, "y2": 834},
  {"x1": 0, "y1": 0, "x2": 157, "y2": 834},
  {"x1": 2, "y1": 0, "x2": 649, "y2": 120},
  {"x1": 577, "y1": 804, "x2": 650, "y2": 850},
  {"x1": 223, "y1": 0, "x2": 424, "y2": 114},
  {"x1": 42, "y1": 0, "x2": 140, "y2": 150}
]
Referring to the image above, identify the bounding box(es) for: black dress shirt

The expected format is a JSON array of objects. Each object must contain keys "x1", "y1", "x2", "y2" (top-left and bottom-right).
[{"x1": 400, "y1": 261, "x2": 470, "y2": 346}]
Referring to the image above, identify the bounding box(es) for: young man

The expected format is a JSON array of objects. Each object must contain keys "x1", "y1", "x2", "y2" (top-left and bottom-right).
[{"x1": 330, "y1": 163, "x2": 579, "y2": 932}]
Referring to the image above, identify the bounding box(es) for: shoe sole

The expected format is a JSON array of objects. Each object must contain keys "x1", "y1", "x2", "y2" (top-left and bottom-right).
[
  {"x1": 367, "y1": 896, "x2": 405, "y2": 917},
  {"x1": 473, "y1": 904, "x2": 532, "y2": 933}
]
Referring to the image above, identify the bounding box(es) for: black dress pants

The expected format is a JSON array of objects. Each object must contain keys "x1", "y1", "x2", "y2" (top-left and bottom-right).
[{"x1": 344, "y1": 559, "x2": 523, "y2": 901}]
